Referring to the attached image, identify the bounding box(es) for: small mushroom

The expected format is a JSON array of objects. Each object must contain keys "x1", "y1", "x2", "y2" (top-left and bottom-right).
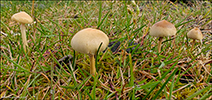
[
  {"x1": 71, "y1": 28, "x2": 109, "y2": 75},
  {"x1": 11, "y1": 11, "x2": 33, "y2": 52},
  {"x1": 187, "y1": 27, "x2": 203, "y2": 50},
  {"x1": 149, "y1": 20, "x2": 177, "y2": 52}
]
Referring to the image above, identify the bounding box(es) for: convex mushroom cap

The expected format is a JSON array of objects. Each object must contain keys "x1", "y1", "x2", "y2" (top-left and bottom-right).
[
  {"x1": 11, "y1": 11, "x2": 33, "y2": 24},
  {"x1": 71, "y1": 28, "x2": 109, "y2": 55},
  {"x1": 187, "y1": 27, "x2": 203, "y2": 40},
  {"x1": 150, "y1": 20, "x2": 177, "y2": 37}
]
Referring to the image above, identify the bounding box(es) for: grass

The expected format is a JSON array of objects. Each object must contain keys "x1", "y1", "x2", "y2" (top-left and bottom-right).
[{"x1": 1, "y1": 1, "x2": 212, "y2": 99}]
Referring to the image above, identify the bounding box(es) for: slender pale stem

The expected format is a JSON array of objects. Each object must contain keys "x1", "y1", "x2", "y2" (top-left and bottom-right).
[
  {"x1": 20, "y1": 23, "x2": 28, "y2": 52},
  {"x1": 191, "y1": 39, "x2": 195, "y2": 51},
  {"x1": 89, "y1": 54, "x2": 96, "y2": 75},
  {"x1": 199, "y1": 39, "x2": 203, "y2": 59},
  {"x1": 158, "y1": 37, "x2": 163, "y2": 53},
  {"x1": 200, "y1": 39, "x2": 202, "y2": 45}
]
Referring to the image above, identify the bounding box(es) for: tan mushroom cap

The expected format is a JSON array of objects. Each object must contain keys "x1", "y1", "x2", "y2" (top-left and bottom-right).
[
  {"x1": 187, "y1": 27, "x2": 203, "y2": 40},
  {"x1": 11, "y1": 11, "x2": 33, "y2": 24},
  {"x1": 71, "y1": 28, "x2": 109, "y2": 55},
  {"x1": 150, "y1": 20, "x2": 177, "y2": 37}
]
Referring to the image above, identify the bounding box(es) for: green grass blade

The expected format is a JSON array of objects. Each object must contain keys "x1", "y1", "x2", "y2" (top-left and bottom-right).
[
  {"x1": 2, "y1": 54, "x2": 29, "y2": 72},
  {"x1": 186, "y1": 85, "x2": 212, "y2": 100},
  {"x1": 169, "y1": 70, "x2": 176, "y2": 100},
  {"x1": 97, "y1": 11, "x2": 110, "y2": 29},
  {"x1": 143, "y1": 61, "x2": 178, "y2": 100},
  {"x1": 152, "y1": 68, "x2": 179, "y2": 100}
]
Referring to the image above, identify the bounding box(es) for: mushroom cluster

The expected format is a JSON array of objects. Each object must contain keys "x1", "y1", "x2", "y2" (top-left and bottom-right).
[{"x1": 10, "y1": 11, "x2": 204, "y2": 77}]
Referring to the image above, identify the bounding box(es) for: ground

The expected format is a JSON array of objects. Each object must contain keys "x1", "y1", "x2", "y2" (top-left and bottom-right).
[{"x1": 0, "y1": 1, "x2": 212, "y2": 100}]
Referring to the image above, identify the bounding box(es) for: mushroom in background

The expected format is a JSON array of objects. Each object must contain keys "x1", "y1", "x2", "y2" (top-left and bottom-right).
[
  {"x1": 187, "y1": 27, "x2": 203, "y2": 50},
  {"x1": 149, "y1": 20, "x2": 177, "y2": 53},
  {"x1": 71, "y1": 28, "x2": 109, "y2": 75},
  {"x1": 11, "y1": 11, "x2": 33, "y2": 52}
]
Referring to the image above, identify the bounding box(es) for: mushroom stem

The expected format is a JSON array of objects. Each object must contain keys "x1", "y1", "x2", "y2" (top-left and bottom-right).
[
  {"x1": 200, "y1": 40, "x2": 202, "y2": 45},
  {"x1": 20, "y1": 23, "x2": 28, "y2": 52},
  {"x1": 158, "y1": 37, "x2": 163, "y2": 53},
  {"x1": 89, "y1": 54, "x2": 96, "y2": 75},
  {"x1": 191, "y1": 39, "x2": 195, "y2": 51}
]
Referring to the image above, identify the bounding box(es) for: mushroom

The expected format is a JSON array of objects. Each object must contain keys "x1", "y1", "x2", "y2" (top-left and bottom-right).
[
  {"x1": 187, "y1": 27, "x2": 203, "y2": 50},
  {"x1": 11, "y1": 11, "x2": 33, "y2": 52},
  {"x1": 71, "y1": 28, "x2": 109, "y2": 75},
  {"x1": 149, "y1": 20, "x2": 177, "y2": 52}
]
